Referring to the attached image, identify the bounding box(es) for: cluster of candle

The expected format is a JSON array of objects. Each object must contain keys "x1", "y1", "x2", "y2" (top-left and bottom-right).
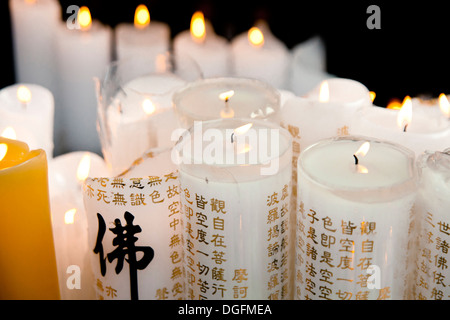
[
  {"x1": 9, "y1": 0, "x2": 329, "y2": 155},
  {"x1": 1, "y1": 0, "x2": 449, "y2": 301}
]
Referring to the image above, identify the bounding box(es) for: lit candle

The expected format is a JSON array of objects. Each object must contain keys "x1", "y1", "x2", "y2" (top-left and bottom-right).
[
  {"x1": 413, "y1": 148, "x2": 450, "y2": 300},
  {"x1": 83, "y1": 172, "x2": 184, "y2": 300},
  {"x1": 0, "y1": 137, "x2": 60, "y2": 299},
  {"x1": 230, "y1": 20, "x2": 291, "y2": 89},
  {"x1": 48, "y1": 151, "x2": 109, "y2": 299},
  {"x1": 9, "y1": 0, "x2": 60, "y2": 93},
  {"x1": 352, "y1": 96, "x2": 450, "y2": 156},
  {"x1": 97, "y1": 57, "x2": 190, "y2": 175},
  {"x1": 0, "y1": 83, "x2": 54, "y2": 158},
  {"x1": 175, "y1": 118, "x2": 293, "y2": 299},
  {"x1": 54, "y1": 6, "x2": 112, "y2": 153},
  {"x1": 296, "y1": 136, "x2": 418, "y2": 300},
  {"x1": 172, "y1": 77, "x2": 281, "y2": 129},
  {"x1": 173, "y1": 11, "x2": 231, "y2": 78},
  {"x1": 115, "y1": 4, "x2": 170, "y2": 61}
]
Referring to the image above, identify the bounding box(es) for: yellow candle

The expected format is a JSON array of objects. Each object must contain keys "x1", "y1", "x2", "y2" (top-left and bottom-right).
[{"x1": 0, "y1": 137, "x2": 60, "y2": 299}]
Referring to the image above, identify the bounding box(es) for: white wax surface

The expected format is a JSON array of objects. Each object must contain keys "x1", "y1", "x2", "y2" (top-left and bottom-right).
[
  {"x1": 173, "y1": 78, "x2": 280, "y2": 128},
  {"x1": 9, "y1": 0, "x2": 60, "y2": 91},
  {"x1": 230, "y1": 29, "x2": 290, "y2": 89},
  {"x1": 54, "y1": 20, "x2": 112, "y2": 153},
  {"x1": 173, "y1": 30, "x2": 231, "y2": 78},
  {"x1": 300, "y1": 138, "x2": 413, "y2": 190},
  {"x1": 0, "y1": 83, "x2": 54, "y2": 157},
  {"x1": 115, "y1": 21, "x2": 170, "y2": 60}
]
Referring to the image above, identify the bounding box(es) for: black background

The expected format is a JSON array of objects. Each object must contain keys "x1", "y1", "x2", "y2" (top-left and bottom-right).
[{"x1": 1, "y1": 0, "x2": 449, "y2": 107}]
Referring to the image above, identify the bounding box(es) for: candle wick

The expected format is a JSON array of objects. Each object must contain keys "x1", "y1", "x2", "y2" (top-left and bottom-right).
[
  {"x1": 403, "y1": 123, "x2": 408, "y2": 132},
  {"x1": 353, "y1": 154, "x2": 359, "y2": 165},
  {"x1": 231, "y1": 132, "x2": 235, "y2": 143}
]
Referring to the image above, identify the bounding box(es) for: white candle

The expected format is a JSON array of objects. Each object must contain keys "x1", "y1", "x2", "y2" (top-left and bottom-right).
[
  {"x1": 413, "y1": 148, "x2": 450, "y2": 300},
  {"x1": 0, "y1": 83, "x2": 54, "y2": 157},
  {"x1": 289, "y1": 36, "x2": 335, "y2": 96},
  {"x1": 230, "y1": 20, "x2": 291, "y2": 89},
  {"x1": 48, "y1": 151, "x2": 109, "y2": 300},
  {"x1": 54, "y1": 6, "x2": 112, "y2": 153},
  {"x1": 296, "y1": 136, "x2": 418, "y2": 300},
  {"x1": 115, "y1": 5, "x2": 170, "y2": 61},
  {"x1": 173, "y1": 11, "x2": 231, "y2": 78},
  {"x1": 83, "y1": 172, "x2": 184, "y2": 300},
  {"x1": 173, "y1": 77, "x2": 281, "y2": 129},
  {"x1": 352, "y1": 97, "x2": 450, "y2": 157},
  {"x1": 99, "y1": 60, "x2": 188, "y2": 175},
  {"x1": 9, "y1": 0, "x2": 60, "y2": 93},
  {"x1": 176, "y1": 118, "x2": 293, "y2": 299}
]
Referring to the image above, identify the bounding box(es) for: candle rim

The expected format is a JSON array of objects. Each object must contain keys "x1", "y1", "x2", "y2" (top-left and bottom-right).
[
  {"x1": 0, "y1": 137, "x2": 47, "y2": 174},
  {"x1": 298, "y1": 135, "x2": 418, "y2": 203}
]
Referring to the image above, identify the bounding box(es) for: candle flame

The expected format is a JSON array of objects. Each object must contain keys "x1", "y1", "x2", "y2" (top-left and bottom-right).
[
  {"x1": 142, "y1": 99, "x2": 156, "y2": 115},
  {"x1": 1, "y1": 127, "x2": 17, "y2": 140},
  {"x1": 439, "y1": 93, "x2": 450, "y2": 118},
  {"x1": 369, "y1": 91, "x2": 376, "y2": 103},
  {"x1": 190, "y1": 11, "x2": 206, "y2": 43},
  {"x1": 64, "y1": 208, "x2": 77, "y2": 225},
  {"x1": 357, "y1": 165, "x2": 369, "y2": 174},
  {"x1": 386, "y1": 98, "x2": 402, "y2": 110},
  {"x1": 248, "y1": 27, "x2": 264, "y2": 47},
  {"x1": 78, "y1": 6, "x2": 92, "y2": 31},
  {"x1": 134, "y1": 4, "x2": 150, "y2": 29},
  {"x1": 236, "y1": 143, "x2": 252, "y2": 154},
  {"x1": 219, "y1": 90, "x2": 235, "y2": 102},
  {"x1": 234, "y1": 123, "x2": 253, "y2": 136},
  {"x1": 397, "y1": 96, "x2": 412, "y2": 132},
  {"x1": 17, "y1": 85, "x2": 32, "y2": 104},
  {"x1": 0, "y1": 143, "x2": 7, "y2": 161},
  {"x1": 76, "y1": 153, "x2": 91, "y2": 182},
  {"x1": 354, "y1": 141, "x2": 370, "y2": 158},
  {"x1": 319, "y1": 81, "x2": 329, "y2": 103}
]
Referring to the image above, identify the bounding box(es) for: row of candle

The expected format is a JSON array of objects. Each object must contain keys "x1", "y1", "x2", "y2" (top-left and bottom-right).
[
  {"x1": 9, "y1": 0, "x2": 328, "y2": 155},
  {"x1": 1, "y1": 72, "x2": 448, "y2": 299}
]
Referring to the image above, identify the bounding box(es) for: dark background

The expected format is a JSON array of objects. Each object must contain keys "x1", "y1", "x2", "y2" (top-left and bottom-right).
[{"x1": 1, "y1": 0, "x2": 449, "y2": 107}]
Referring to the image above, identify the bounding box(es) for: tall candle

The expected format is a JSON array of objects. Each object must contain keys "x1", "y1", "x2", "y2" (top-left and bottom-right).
[
  {"x1": 0, "y1": 137, "x2": 60, "y2": 299},
  {"x1": 176, "y1": 118, "x2": 293, "y2": 299},
  {"x1": 9, "y1": 0, "x2": 60, "y2": 93},
  {"x1": 115, "y1": 4, "x2": 170, "y2": 61},
  {"x1": 296, "y1": 136, "x2": 417, "y2": 300},
  {"x1": 230, "y1": 20, "x2": 290, "y2": 89},
  {"x1": 0, "y1": 83, "x2": 54, "y2": 158},
  {"x1": 54, "y1": 6, "x2": 112, "y2": 154},
  {"x1": 173, "y1": 77, "x2": 281, "y2": 129},
  {"x1": 413, "y1": 148, "x2": 450, "y2": 300},
  {"x1": 173, "y1": 11, "x2": 231, "y2": 78}
]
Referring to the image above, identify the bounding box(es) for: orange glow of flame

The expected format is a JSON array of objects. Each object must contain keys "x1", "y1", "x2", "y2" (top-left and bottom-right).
[
  {"x1": 134, "y1": 4, "x2": 150, "y2": 29},
  {"x1": 78, "y1": 6, "x2": 92, "y2": 31},
  {"x1": 439, "y1": 93, "x2": 450, "y2": 118},
  {"x1": 319, "y1": 81, "x2": 329, "y2": 103},
  {"x1": 142, "y1": 99, "x2": 156, "y2": 115},
  {"x1": 219, "y1": 90, "x2": 235, "y2": 102},
  {"x1": 354, "y1": 141, "x2": 370, "y2": 174},
  {"x1": 190, "y1": 11, "x2": 206, "y2": 43},
  {"x1": 0, "y1": 143, "x2": 7, "y2": 161},
  {"x1": 397, "y1": 96, "x2": 412, "y2": 132},
  {"x1": 76, "y1": 153, "x2": 91, "y2": 182},
  {"x1": 386, "y1": 98, "x2": 402, "y2": 110},
  {"x1": 1, "y1": 127, "x2": 17, "y2": 140},
  {"x1": 64, "y1": 208, "x2": 77, "y2": 225},
  {"x1": 248, "y1": 27, "x2": 264, "y2": 48},
  {"x1": 17, "y1": 85, "x2": 32, "y2": 104},
  {"x1": 369, "y1": 91, "x2": 376, "y2": 103},
  {"x1": 234, "y1": 123, "x2": 253, "y2": 136}
]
